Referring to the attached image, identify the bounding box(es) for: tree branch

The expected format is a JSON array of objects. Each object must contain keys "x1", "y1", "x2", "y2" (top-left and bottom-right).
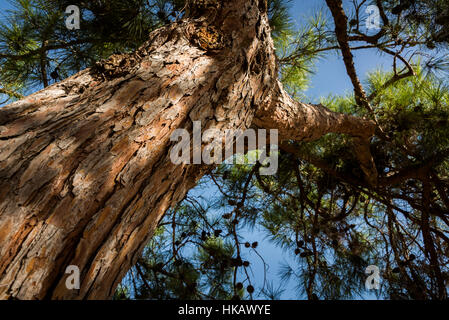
[
  {"x1": 325, "y1": 0, "x2": 374, "y2": 116},
  {"x1": 254, "y1": 80, "x2": 377, "y2": 184},
  {"x1": 0, "y1": 38, "x2": 98, "y2": 61}
]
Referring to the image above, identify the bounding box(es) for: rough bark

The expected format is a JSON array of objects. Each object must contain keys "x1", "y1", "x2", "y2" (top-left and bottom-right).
[{"x1": 0, "y1": 0, "x2": 375, "y2": 299}]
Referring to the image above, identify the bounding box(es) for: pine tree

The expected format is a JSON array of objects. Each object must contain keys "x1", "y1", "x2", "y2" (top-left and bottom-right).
[{"x1": 0, "y1": 0, "x2": 447, "y2": 300}]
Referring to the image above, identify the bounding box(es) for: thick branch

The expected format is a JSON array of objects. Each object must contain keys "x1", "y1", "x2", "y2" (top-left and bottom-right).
[{"x1": 254, "y1": 80, "x2": 377, "y2": 184}]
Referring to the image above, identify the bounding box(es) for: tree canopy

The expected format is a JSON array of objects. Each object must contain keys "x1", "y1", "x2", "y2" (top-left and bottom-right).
[{"x1": 1, "y1": 0, "x2": 449, "y2": 300}]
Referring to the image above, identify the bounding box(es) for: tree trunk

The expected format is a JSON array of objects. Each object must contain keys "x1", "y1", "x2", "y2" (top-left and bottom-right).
[{"x1": 0, "y1": 0, "x2": 375, "y2": 299}]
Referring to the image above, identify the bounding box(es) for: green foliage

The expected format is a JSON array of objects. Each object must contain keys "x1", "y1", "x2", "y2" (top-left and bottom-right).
[
  {"x1": 0, "y1": 0, "x2": 296, "y2": 103},
  {"x1": 387, "y1": 0, "x2": 449, "y2": 44},
  {"x1": 1, "y1": 0, "x2": 449, "y2": 300},
  {"x1": 275, "y1": 10, "x2": 331, "y2": 99}
]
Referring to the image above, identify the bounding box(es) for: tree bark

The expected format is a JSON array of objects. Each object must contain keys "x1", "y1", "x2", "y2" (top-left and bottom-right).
[{"x1": 0, "y1": 0, "x2": 375, "y2": 299}]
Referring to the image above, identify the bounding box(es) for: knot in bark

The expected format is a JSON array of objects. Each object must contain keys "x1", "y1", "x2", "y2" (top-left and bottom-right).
[{"x1": 191, "y1": 25, "x2": 225, "y2": 51}]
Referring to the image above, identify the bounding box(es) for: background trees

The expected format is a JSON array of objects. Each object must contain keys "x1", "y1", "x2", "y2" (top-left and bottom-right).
[{"x1": 1, "y1": 0, "x2": 448, "y2": 300}]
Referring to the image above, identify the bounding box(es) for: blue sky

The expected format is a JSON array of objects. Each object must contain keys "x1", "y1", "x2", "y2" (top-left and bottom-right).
[{"x1": 0, "y1": 0, "x2": 387, "y2": 299}]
